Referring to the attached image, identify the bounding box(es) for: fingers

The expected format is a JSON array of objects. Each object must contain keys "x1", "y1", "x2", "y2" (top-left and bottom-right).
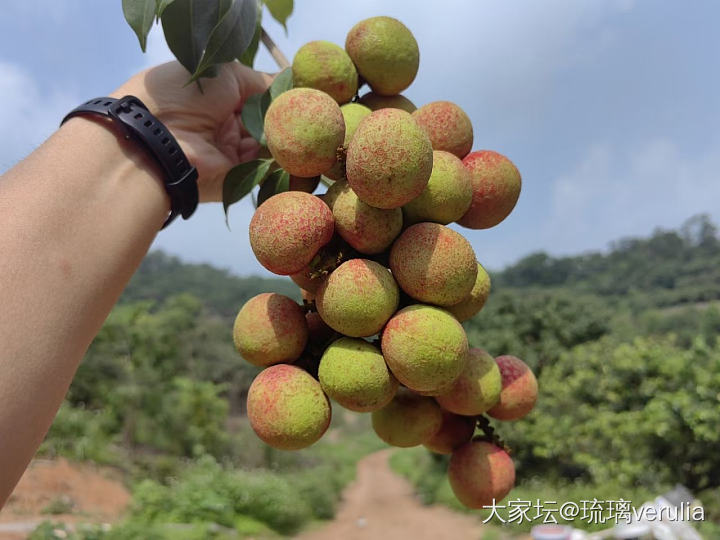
[{"x1": 230, "y1": 62, "x2": 274, "y2": 103}]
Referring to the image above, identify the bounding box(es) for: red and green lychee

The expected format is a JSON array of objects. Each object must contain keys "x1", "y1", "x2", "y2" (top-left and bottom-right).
[
  {"x1": 264, "y1": 88, "x2": 345, "y2": 178},
  {"x1": 382, "y1": 305, "x2": 468, "y2": 395},
  {"x1": 389, "y1": 222, "x2": 477, "y2": 306},
  {"x1": 371, "y1": 388, "x2": 442, "y2": 447},
  {"x1": 249, "y1": 191, "x2": 334, "y2": 275},
  {"x1": 316, "y1": 258, "x2": 399, "y2": 337},
  {"x1": 436, "y1": 348, "x2": 501, "y2": 416},
  {"x1": 488, "y1": 355, "x2": 538, "y2": 421},
  {"x1": 292, "y1": 40, "x2": 358, "y2": 104},
  {"x1": 346, "y1": 108, "x2": 433, "y2": 209},
  {"x1": 359, "y1": 92, "x2": 417, "y2": 113},
  {"x1": 412, "y1": 101, "x2": 473, "y2": 159},
  {"x1": 424, "y1": 411, "x2": 475, "y2": 454},
  {"x1": 446, "y1": 263, "x2": 491, "y2": 322},
  {"x1": 345, "y1": 16, "x2": 419, "y2": 96},
  {"x1": 233, "y1": 293, "x2": 308, "y2": 367},
  {"x1": 318, "y1": 337, "x2": 398, "y2": 412},
  {"x1": 458, "y1": 150, "x2": 521, "y2": 229},
  {"x1": 448, "y1": 441, "x2": 515, "y2": 508},
  {"x1": 247, "y1": 364, "x2": 331, "y2": 450}
]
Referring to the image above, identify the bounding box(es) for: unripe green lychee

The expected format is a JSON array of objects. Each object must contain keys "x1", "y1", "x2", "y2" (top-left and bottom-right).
[
  {"x1": 488, "y1": 355, "x2": 538, "y2": 421},
  {"x1": 435, "y1": 348, "x2": 501, "y2": 415},
  {"x1": 346, "y1": 109, "x2": 433, "y2": 209},
  {"x1": 317, "y1": 259, "x2": 399, "y2": 337},
  {"x1": 292, "y1": 40, "x2": 358, "y2": 104},
  {"x1": 371, "y1": 388, "x2": 442, "y2": 447},
  {"x1": 324, "y1": 180, "x2": 402, "y2": 254},
  {"x1": 403, "y1": 151, "x2": 473, "y2": 225},
  {"x1": 264, "y1": 88, "x2": 345, "y2": 178},
  {"x1": 345, "y1": 16, "x2": 419, "y2": 96},
  {"x1": 412, "y1": 101, "x2": 474, "y2": 159},
  {"x1": 446, "y1": 263, "x2": 491, "y2": 322},
  {"x1": 233, "y1": 293, "x2": 308, "y2": 367},
  {"x1": 359, "y1": 92, "x2": 417, "y2": 113},
  {"x1": 289, "y1": 175, "x2": 320, "y2": 193},
  {"x1": 325, "y1": 103, "x2": 372, "y2": 180},
  {"x1": 247, "y1": 364, "x2": 331, "y2": 450},
  {"x1": 249, "y1": 191, "x2": 334, "y2": 275},
  {"x1": 319, "y1": 338, "x2": 398, "y2": 412},
  {"x1": 458, "y1": 151, "x2": 521, "y2": 229},
  {"x1": 381, "y1": 305, "x2": 468, "y2": 395},
  {"x1": 389, "y1": 222, "x2": 477, "y2": 306},
  {"x1": 449, "y1": 441, "x2": 515, "y2": 508},
  {"x1": 424, "y1": 411, "x2": 475, "y2": 454}
]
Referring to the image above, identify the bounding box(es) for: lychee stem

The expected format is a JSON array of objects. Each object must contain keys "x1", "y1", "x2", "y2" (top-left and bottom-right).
[
  {"x1": 260, "y1": 27, "x2": 290, "y2": 70},
  {"x1": 474, "y1": 415, "x2": 511, "y2": 454}
]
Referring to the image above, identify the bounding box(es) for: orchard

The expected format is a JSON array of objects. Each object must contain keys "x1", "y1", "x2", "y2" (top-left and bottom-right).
[{"x1": 227, "y1": 15, "x2": 536, "y2": 509}]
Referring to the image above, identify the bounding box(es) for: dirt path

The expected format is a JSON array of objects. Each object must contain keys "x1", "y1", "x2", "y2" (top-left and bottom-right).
[{"x1": 297, "y1": 449, "x2": 487, "y2": 540}]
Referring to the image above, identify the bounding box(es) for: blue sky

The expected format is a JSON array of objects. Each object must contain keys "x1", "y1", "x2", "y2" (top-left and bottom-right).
[{"x1": 1, "y1": 1, "x2": 719, "y2": 275}]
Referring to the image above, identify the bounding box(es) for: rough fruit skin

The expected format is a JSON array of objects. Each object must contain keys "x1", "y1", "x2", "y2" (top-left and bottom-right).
[
  {"x1": 458, "y1": 151, "x2": 521, "y2": 229},
  {"x1": 435, "y1": 348, "x2": 501, "y2": 415},
  {"x1": 249, "y1": 191, "x2": 334, "y2": 275},
  {"x1": 233, "y1": 293, "x2": 308, "y2": 367},
  {"x1": 289, "y1": 176, "x2": 320, "y2": 193},
  {"x1": 318, "y1": 338, "x2": 398, "y2": 412},
  {"x1": 346, "y1": 109, "x2": 433, "y2": 209},
  {"x1": 412, "y1": 101, "x2": 473, "y2": 159},
  {"x1": 316, "y1": 259, "x2": 399, "y2": 337},
  {"x1": 389, "y1": 222, "x2": 477, "y2": 306},
  {"x1": 488, "y1": 355, "x2": 538, "y2": 421},
  {"x1": 292, "y1": 40, "x2": 358, "y2": 104},
  {"x1": 325, "y1": 103, "x2": 373, "y2": 181},
  {"x1": 371, "y1": 388, "x2": 442, "y2": 447},
  {"x1": 345, "y1": 16, "x2": 419, "y2": 96},
  {"x1": 264, "y1": 88, "x2": 345, "y2": 178},
  {"x1": 359, "y1": 92, "x2": 417, "y2": 113},
  {"x1": 449, "y1": 441, "x2": 515, "y2": 508},
  {"x1": 247, "y1": 364, "x2": 331, "y2": 450},
  {"x1": 446, "y1": 263, "x2": 491, "y2": 322},
  {"x1": 381, "y1": 305, "x2": 468, "y2": 395},
  {"x1": 424, "y1": 411, "x2": 475, "y2": 454},
  {"x1": 403, "y1": 151, "x2": 473, "y2": 225},
  {"x1": 324, "y1": 180, "x2": 403, "y2": 254}
]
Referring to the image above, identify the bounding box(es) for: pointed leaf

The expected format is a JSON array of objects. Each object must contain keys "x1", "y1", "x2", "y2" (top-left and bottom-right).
[
  {"x1": 222, "y1": 159, "x2": 274, "y2": 223},
  {"x1": 257, "y1": 169, "x2": 289, "y2": 206},
  {"x1": 122, "y1": 0, "x2": 158, "y2": 52},
  {"x1": 264, "y1": 0, "x2": 293, "y2": 31},
  {"x1": 240, "y1": 91, "x2": 271, "y2": 144},
  {"x1": 269, "y1": 67, "x2": 293, "y2": 100},
  {"x1": 239, "y1": 3, "x2": 262, "y2": 67},
  {"x1": 161, "y1": 0, "x2": 223, "y2": 75}
]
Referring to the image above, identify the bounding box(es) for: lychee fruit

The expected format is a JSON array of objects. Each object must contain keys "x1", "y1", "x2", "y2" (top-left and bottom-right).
[
  {"x1": 412, "y1": 101, "x2": 473, "y2": 159},
  {"x1": 289, "y1": 175, "x2": 320, "y2": 193},
  {"x1": 233, "y1": 293, "x2": 308, "y2": 367},
  {"x1": 247, "y1": 364, "x2": 331, "y2": 450},
  {"x1": 371, "y1": 388, "x2": 442, "y2": 447},
  {"x1": 424, "y1": 411, "x2": 475, "y2": 455},
  {"x1": 318, "y1": 337, "x2": 398, "y2": 412},
  {"x1": 435, "y1": 348, "x2": 501, "y2": 416},
  {"x1": 325, "y1": 102, "x2": 373, "y2": 180},
  {"x1": 316, "y1": 258, "x2": 399, "y2": 337},
  {"x1": 292, "y1": 40, "x2": 358, "y2": 104},
  {"x1": 359, "y1": 92, "x2": 417, "y2": 113},
  {"x1": 448, "y1": 441, "x2": 515, "y2": 508},
  {"x1": 345, "y1": 16, "x2": 419, "y2": 96},
  {"x1": 403, "y1": 150, "x2": 473, "y2": 225},
  {"x1": 249, "y1": 191, "x2": 334, "y2": 275},
  {"x1": 381, "y1": 305, "x2": 468, "y2": 395},
  {"x1": 389, "y1": 222, "x2": 477, "y2": 306},
  {"x1": 290, "y1": 264, "x2": 324, "y2": 295},
  {"x1": 264, "y1": 88, "x2": 345, "y2": 178},
  {"x1": 457, "y1": 151, "x2": 521, "y2": 229},
  {"x1": 446, "y1": 263, "x2": 491, "y2": 322},
  {"x1": 487, "y1": 355, "x2": 538, "y2": 421},
  {"x1": 346, "y1": 108, "x2": 433, "y2": 209},
  {"x1": 324, "y1": 180, "x2": 403, "y2": 254}
]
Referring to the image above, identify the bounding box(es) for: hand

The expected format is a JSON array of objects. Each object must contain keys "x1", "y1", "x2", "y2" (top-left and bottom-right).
[{"x1": 113, "y1": 61, "x2": 273, "y2": 202}]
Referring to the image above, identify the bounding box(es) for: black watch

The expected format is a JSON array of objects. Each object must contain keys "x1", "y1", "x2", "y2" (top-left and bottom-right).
[{"x1": 61, "y1": 95, "x2": 199, "y2": 229}]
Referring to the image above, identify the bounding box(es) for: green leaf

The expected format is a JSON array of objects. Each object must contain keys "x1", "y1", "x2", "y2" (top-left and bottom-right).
[
  {"x1": 257, "y1": 169, "x2": 289, "y2": 206},
  {"x1": 239, "y1": 2, "x2": 262, "y2": 67},
  {"x1": 269, "y1": 67, "x2": 293, "y2": 100},
  {"x1": 161, "y1": 0, "x2": 223, "y2": 76},
  {"x1": 240, "y1": 91, "x2": 271, "y2": 144},
  {"x1": 122, "y1": 0, "x2": 158, "y2": 52},
  {"x1": 263, "y1": 0, "x2": 293, "y2": 31},
  {"x1": 156, "y1": 0, "x2": 175, "y2": 16},
  {"x1": 191, "y1": 0, "x2": 258, "y2": 82},
  {"x1": 222, "y1": 159, "x2": 274, "y2": 224}
]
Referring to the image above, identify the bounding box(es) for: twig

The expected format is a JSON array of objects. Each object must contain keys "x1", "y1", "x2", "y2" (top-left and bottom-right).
[{"x1": 260, "y1": 27, "x2": 290, "y2": 70}]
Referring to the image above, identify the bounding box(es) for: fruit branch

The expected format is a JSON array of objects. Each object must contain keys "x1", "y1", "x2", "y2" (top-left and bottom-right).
[{"x1": 261, "y1": 27, "x2": 290, "y2": 70}]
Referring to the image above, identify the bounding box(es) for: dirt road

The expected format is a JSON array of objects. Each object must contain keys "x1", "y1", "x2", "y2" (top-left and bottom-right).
[{"x1": 297, "y1": 449, "x2": 487, "y2": 540}]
